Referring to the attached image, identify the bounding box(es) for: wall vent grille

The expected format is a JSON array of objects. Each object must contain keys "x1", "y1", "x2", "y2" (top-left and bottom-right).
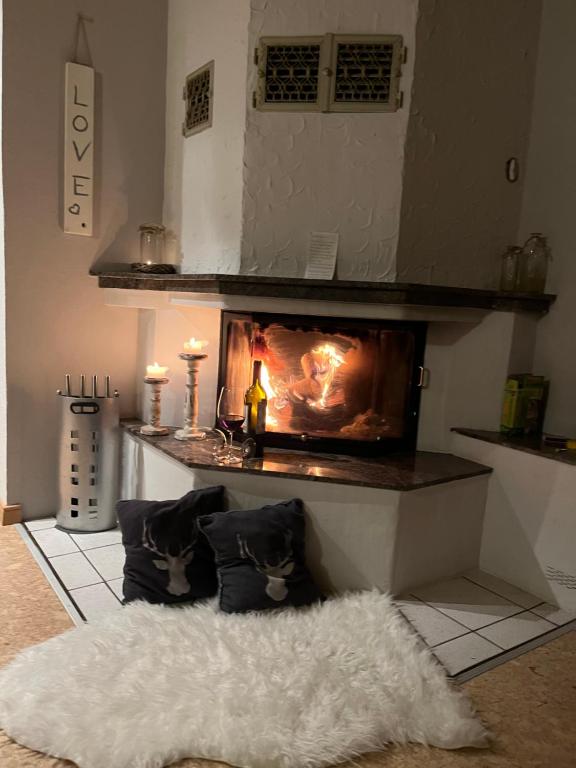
[
  {"x1": 264, "y1": 43, "x2": 321, "y2": 104},
  {"x1": 182, "y1": 61, "x2": 214, "y2": 137},
  {"x1": 256, "y1": 35, "x2": 403, "y2": 113},
  {"x1": 333, "y1": 40, "x2": 395, "y2": 104}
]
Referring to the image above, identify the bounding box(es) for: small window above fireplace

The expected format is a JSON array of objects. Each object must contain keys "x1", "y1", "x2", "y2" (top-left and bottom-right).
[{"x1": 218, "y1": 312, "x2": 426, "y2": 456}]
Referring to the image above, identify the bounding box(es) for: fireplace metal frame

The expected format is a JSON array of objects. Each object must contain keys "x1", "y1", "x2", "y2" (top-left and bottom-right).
[{"x1": 217, "y1": 311, "x2": 427, "y2": 457}]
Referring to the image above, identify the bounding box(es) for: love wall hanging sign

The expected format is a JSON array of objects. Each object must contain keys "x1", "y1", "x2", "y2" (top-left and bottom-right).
[{"x1": 63, "y1": 62, "x2": 94, "y2": 236}]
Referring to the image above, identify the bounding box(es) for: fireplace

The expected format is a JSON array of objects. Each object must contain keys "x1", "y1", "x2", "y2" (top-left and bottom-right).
[{"x1": 218, "y1": 312, "x2": 427, "y2": 456}]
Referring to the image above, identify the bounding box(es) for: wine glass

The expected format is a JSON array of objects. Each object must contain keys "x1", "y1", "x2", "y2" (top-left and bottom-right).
[{"x1": 216, "y1": 386, "x2": 245, "y2": 465}]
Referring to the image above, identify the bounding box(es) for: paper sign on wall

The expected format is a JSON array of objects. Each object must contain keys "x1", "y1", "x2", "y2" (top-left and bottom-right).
[
  {"x1": 63, "y1": 62, "x2": 94, "y2": 236},
  {"x1": 305, "y1": 232, "x2": 339, "y2": 280}
]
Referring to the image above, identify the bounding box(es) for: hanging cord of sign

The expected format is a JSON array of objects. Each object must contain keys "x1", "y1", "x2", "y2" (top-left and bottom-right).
[{"x1": 73, "y1": 13, "x2": 94, "y2": 66}]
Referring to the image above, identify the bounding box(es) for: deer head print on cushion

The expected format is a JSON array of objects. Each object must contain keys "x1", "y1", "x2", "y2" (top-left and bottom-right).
[
  {"x1": 199, "y1": 498, "x2": 322, "y2": 613},
  {"x1": 142, "y1": 517, "x2": 197, "y2": 596},
  {"x1": 237, "y1": 531, "x2": 295, "y2": 601},
  {"x1": 117, "y1": 486, "x2": 225, "y2": 605}
]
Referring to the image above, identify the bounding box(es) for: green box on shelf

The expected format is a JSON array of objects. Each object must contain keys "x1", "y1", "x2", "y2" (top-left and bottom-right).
[{"x1": 500, "y1": 374, "x2": 548, "y2": 435}]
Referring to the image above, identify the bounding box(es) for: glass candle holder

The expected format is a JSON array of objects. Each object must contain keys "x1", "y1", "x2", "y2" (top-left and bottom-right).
[{"x1": 139, "y1": 224, "x2": 166, "y2": 265}]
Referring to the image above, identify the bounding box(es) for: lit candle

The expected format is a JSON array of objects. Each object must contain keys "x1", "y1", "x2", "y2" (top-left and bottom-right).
[
  {"x1": 146, "y1": 362, "x2": 169, "y2": 379},
  {"x1": 183, "y1": 338, "x2": 208, "y2": 353}
]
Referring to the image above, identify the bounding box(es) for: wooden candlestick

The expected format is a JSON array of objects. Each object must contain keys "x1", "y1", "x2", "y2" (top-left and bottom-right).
[
  {"x1": 141, "y1": 376, "x2": 170, "y2": 436},
  {"x1": 174, "y1": 353, "x2": 207, "y2": 441}
]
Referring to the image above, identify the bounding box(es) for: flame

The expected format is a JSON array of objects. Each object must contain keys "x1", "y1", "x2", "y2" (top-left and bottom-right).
[
  {"x1": 259, "y1": 362, "x2": 279, "y2": 428},
  {"x1": 258, "y1": 342, "x2": 346, "y2": 427},
  {"x1": 310, "y1": 343, "x2": 346, "y2": 408},
  {"x1": 311, "y1": 344, "x2": 346, "y2": 368}
]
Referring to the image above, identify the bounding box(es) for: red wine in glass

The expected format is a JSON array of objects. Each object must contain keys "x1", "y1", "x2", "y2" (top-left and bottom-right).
[
  {"x1": 217, "y1": 387, "x2": 245, "y2": 465},
  {"x1": 219, "y1": 414, "x2": 245, "y2": 432}
]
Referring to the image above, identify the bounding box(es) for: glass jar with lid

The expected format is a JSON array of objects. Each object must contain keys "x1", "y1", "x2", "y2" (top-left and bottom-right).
[
  {"x1": 139, "y1": 224, "x2": 166, "y2": 265},
  {"x1": 517, "y1": 233, "x2": 550, "y2": 293}
]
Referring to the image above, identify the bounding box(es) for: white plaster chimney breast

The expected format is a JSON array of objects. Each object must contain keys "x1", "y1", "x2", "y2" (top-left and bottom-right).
[
  {"x1": 241, "y1": 0, "x2": 418, "y2": 281},
  {"x1": 164, "y1": 0, "x2": 539, "y2": 288}
]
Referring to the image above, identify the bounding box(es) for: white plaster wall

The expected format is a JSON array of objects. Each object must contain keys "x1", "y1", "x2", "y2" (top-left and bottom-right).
[
  {"x1": 418, "y1": 312, "x2": 538, "y2": 452},
  {"x1": 453, "y1": 433, "x2": 576, "y2": 611},
  {"x1": 240, "y1": 0, "x2": 418, "y2": 281},
  {"x1": 396, "y1": 0, "x2": 541, "y2": 289},
  {"x1": 164, "y1": 0, "x2": 250, "y2": 274},
  {"x1": 393, "y1": 477, "x2": 487, "y2": 594},
  {"x1": 2, "y1": 0, "x2": 167, "y2": 517},
  {"x1": 519, "y1": 0, "x2": 576, "y2": 435}
]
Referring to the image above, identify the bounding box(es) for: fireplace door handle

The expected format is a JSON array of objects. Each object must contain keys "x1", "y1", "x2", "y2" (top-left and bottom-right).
[{"x1": 417, "y1": 366, "x2": 430, "y2": 388}]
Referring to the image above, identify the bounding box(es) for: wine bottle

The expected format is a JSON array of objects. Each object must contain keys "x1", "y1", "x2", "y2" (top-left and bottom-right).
[{"x1": 244, "y1": 360, "x2": 267, "y2": 434}]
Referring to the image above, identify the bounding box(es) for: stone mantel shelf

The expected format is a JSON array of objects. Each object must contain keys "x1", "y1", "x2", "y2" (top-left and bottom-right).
[
  {"x1": 453, "y1": 428, "x2": 576, "y2": 467},
  {"x1": 93, "y1": 271, "x2": 555, "y2": 314},
  {"x1": 123, "y1": 422, "x2": 492, "y2": 492}
]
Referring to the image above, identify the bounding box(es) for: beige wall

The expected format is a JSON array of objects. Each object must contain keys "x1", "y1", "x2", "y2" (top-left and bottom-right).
[
  {"x1": 0, "y1": 0, "x2": 5, "y2": 502},
  {"x1": 2, "y1": 0, "x2": 167, "y2": 517},
  {"x1": 397, "y1": 0, "x2": 541, "y2": 288},
  {"x1": 519, "y1": 0, "x2": 576, "y2": 435}
]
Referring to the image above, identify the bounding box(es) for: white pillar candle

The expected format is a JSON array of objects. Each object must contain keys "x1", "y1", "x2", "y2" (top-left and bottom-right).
[
  {"x1": 183, "y1": 338, "x2": 208, "y2": 353},
  {"x1": 146, "y1": 362, "x2": 169, "y2": 379}
]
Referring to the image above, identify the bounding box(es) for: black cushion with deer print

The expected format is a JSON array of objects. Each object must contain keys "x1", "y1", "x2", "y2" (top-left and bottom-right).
[
  {"x1": 117, "y1": 486, "x2": 225, "y2": 605},
  {"x1": 198, "y1": 498, "x2": 322, "y2": 614}
]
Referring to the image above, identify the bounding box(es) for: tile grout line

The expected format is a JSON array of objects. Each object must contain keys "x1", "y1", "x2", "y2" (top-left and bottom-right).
[
  {"x1": 400, "y1": 577, "x2": 576, "y2": 677},
  {"x1": 101, "y1": 578, "x2": 123, "y2": 603},
  {"x1": 409, "y1": 595, "x2": 560, "y2": 657},
  {"x1": 434, "y1": 618, "x2": 569, "y2": 678},
  {"x1": 27, "y1": 524, "x2": 119, "y2": 613},
  {"x1": 73, "y1": 542, "x2": 123, "y2": 553},
  {"x1": 28, "y1": 526, "x2": 83, "y2": 558},
  {"x1": 27, "y1": 521, "x2": 124, "y2": 609},
  {"x1": 461, "y1": 574, "x2": 545, "y2": 611},
  {"x1": 403, "y1": 593, "x2": 479, "y2": 635},
  {"x1": 407, "y1": 591, "x2": 542, "y2": 635},
  {"x1": 401, "y1": 579, "x2": 565, "y2": 666},
  {"x1": 78, "y1": 548, "x2": 121, "y2": 585},
  {"x1": 453, "y1": 619, "x2": 576, "y2": 683},
  {"x1": 69, "y1": 579, "x2": 123, "y2": 606},
  {"x1": 47, "y1": 541, "x2": 123, "y2": 559},
  {"x1": 405, "y1": 592, "x2": 518, "y2": 637},
  {"x1": 16, "y1": 525, "x2": 87, "y2": 625},
  {"x1": 39, "y1": 536, "x2": 122, "y2": 612}
]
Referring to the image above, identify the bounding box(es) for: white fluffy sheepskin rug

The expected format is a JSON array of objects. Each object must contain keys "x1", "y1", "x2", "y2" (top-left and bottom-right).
[{"x1": 0, "y1": 592, "x2": 488, "y2": 768}]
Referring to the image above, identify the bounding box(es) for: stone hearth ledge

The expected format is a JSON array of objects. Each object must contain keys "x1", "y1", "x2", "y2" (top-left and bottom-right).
[{"x1": 122, "y1": 421, "x2": 491, "y2": 492}]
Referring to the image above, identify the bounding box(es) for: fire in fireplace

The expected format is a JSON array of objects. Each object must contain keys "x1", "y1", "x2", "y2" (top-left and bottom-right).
[{"x1": 218, "y1": 312, "x2": 427, "y2": 455}]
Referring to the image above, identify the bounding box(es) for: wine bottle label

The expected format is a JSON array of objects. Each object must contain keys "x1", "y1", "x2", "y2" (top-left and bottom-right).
[{"x1": 256, "y1": 400, "x2": 267, "y2": 434}]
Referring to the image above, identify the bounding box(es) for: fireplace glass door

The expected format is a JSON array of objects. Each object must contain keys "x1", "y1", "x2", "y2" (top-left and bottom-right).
[{"x1": 219, "y1": 312, "x2": 426, "y2": 455}]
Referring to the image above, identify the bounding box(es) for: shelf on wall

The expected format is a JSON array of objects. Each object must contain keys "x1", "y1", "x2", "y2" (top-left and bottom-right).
[
  {"x1": 453, "y1": 428, "x2": 576, "y2": 467},
  {"x1": 92, "y1": 272, "x2": 556, "y2": 314}
]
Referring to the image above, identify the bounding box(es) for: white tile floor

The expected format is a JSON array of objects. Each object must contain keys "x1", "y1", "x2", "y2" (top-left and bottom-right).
[
  {"x1": 399, "y1": 568, "x2": 576, "y2": 680},
  {"x1": 21, "y1": 517, "x2": 124, "y2": 622},
  {"x1": 20, "y1": 517, "x2": 576, "y2": 680}
]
